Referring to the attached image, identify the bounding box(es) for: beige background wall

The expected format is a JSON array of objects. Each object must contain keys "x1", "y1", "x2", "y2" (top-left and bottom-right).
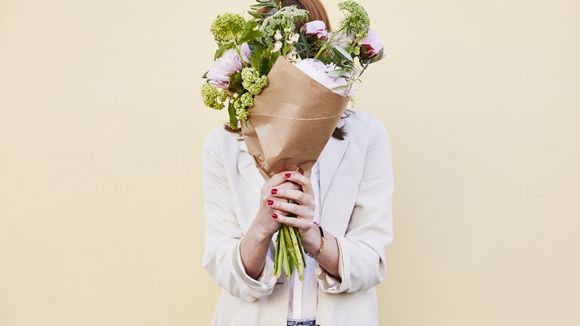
[{"x1": 1, "y1": 0, "x2": 579, "y2": 325}]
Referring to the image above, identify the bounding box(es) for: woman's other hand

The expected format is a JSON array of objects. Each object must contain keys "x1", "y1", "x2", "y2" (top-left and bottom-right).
[
  {"x1": 267, "y1": 171, "x2": 318, "y2": 240},
  {"x1": 252, "y1": 171, "x2": 301, "y2": 240}
]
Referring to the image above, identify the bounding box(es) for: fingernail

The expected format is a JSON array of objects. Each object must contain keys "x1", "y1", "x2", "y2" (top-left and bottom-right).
[
  {"x1": 285, "y1": 173, "x2": 291, "y2": 178},
  {"x1": 271, "y1": 188, "x2": 278, "y2": 195},
  {"x1": 267, "y1": 200, "x2": 274, "y2": 206},
  {"x1": 272, "y1": 213, "x2": 278, "y2": 219}
]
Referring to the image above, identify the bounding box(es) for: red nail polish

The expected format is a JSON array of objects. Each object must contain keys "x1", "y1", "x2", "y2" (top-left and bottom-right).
[
  {"x1": 285, "y1": 173, "x2": 291, "y2": 178},
  {"x1": 271, "y1": 188, "x2": 278, "y2": 195},
  {"x1": 267, "y1": 200, "x2": 274, "y2": 206},
  {"x1": 272, "y1": 213, "x2": 278, "y2": 219}
]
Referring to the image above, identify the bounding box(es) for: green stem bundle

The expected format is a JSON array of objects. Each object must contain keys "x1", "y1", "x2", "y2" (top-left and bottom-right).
[{"x1": 273, "y1": 224, "x2": 306, "y2": 280}]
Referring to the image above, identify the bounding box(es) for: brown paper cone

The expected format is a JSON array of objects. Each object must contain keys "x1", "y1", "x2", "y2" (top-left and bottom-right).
[{"x1": 241, "y1": 56, "x2": 350, "y2": 180}]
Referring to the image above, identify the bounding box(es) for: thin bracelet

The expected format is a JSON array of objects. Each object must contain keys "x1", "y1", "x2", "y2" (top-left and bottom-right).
[{"x1": 306, "y1": 222, "x2": 325, "y2": 259}]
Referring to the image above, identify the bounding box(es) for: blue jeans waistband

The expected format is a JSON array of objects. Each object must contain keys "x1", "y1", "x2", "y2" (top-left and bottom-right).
[{"x1": 287, "y1": 319, "x2": 317, "y2": 326}]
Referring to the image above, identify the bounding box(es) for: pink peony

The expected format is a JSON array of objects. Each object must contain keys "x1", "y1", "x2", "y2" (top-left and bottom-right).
[
  {"x1": 360, "y1": 29, "x2": 385, "y2": 62},
  {"x1": 207, "y1": 49, "x2": 243, "y2": 90},
  {"x1": 240, "y1": 43, "x2": 252, "y2": 64},
  {"x1": 302, "y1": 20, "x2": 328, "y2": 40}
]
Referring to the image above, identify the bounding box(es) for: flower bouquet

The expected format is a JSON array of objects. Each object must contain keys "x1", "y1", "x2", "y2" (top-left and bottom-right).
[{"x1": 201, "y1": 0, "x2": 385, "y2": 280}]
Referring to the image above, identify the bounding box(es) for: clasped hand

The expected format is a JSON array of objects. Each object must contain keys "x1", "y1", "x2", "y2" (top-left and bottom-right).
[{"x1": 255, "y1": 170, "x2": 317, "y2": 240}]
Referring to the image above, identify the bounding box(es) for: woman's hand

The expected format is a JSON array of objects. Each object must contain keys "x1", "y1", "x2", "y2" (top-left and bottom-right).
[
  {"x1": 251, "y1": 171, "x2": 301, "y2": 240},
  {"x1": 267, "y1": 171, "x2": 318, "y2": 239}
]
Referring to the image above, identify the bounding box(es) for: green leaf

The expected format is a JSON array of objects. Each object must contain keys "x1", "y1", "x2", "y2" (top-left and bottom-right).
[
  {"x1": 327, "y1": 68, "x2": 347, "y2": 78},
  {"x1": 202, "y1": 71, "x2": 208, "y2": 79},
  {"x1": 228, "y1": 71, "x2": 243, "y2": 93},
  {"x1": 262, "y1": 51, "x2": 280, "y2": 75},
  {"x1": 239, "y1": 30, "x2": 263, "y2": 44},
  {"x1": 239, "y1": 20, "x2": 261, "y2": 44},
  {"x1": 214, "y1": 44, "x2": 231, "y2": 60},
  {"x1": 250, "y1": 47, "x2": 265, "y2": 73},
  {"x1": 227, "y1": 101, "x2": 238, "y2": 130},
  {"x1": 250, "y1": 2, "x2": 273, "y2": 9},
  {"x1": 248, "y1": 11, "x2": 263, "y2": 19},
  {"x1": 333, "y1": 45, "x2": 353, "y2": 61}
]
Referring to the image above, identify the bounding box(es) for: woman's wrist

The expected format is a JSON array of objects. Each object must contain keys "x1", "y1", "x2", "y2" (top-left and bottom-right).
[
  {"x1": 300, "y1": 223, "x2": 322, "y2": 255},
  {"x1": 249, "y1": 220, "x2": 273, "y2": 244}
]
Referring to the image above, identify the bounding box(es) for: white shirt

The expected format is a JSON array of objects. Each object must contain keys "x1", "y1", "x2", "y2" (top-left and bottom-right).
[{"x1": 286, "y1": 161, "x2": 321, "y2": 322}]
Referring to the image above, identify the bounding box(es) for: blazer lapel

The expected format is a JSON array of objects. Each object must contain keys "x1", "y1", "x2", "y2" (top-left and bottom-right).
[
  {"x1": 318, "y1": 136, "x2": 351, "y2": 208},
  {"x1": 237, "y1": 137, "x2": 265, "y2": 195}
]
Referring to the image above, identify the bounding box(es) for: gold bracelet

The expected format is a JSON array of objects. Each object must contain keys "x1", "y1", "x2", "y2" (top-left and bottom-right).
[{"x1": 306, "y1": 222, "x2": 325, "y2": 259}]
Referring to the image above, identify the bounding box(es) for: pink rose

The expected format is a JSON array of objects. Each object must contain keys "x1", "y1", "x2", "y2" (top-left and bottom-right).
[
  {"x1": 360, "y1": 29, "x2": 385, "y2": 62},
  {"x1": 207, "y1": 49, "x2": 243, "y2": 90},
  {"x1": 302, "y1": 20, "x2": 328, "y2": 40}
]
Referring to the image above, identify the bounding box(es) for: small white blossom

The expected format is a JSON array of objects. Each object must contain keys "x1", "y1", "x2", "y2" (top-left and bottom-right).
[
  {"x1": 288, "y1": 33, "x2": 300, "y2": 44},
  {"x1": 272, "y1": 41, "x2": 283, "y2": 53},
  {"x1": 274, "y1": 30, "x2": 283, "y2": 41},
  {"x1": 286, "y1": 49, "x2": 300, "y2": 62}
]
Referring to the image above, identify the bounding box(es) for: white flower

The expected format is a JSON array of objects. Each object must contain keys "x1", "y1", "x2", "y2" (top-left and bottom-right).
[
  {"x1": 274, "y1": 30, "x2": 283, "y2": 41},
  {"x1": 286, "y1": 49, "x2": 300, "y2": 62},
  {"x1": 272, "y1": 41, "x2": 283, "y2": 53},
  {"x1": 288, "y1": 33, "x2": 300, "y2": 44}
]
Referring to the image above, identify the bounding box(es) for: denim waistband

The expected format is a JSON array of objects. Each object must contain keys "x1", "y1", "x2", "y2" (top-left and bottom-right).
[{"x1": 287, "y1": 319, "x2": 317, "y2": 326}]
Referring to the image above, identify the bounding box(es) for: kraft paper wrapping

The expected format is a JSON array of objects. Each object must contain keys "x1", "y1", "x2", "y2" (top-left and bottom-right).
[{"x1": 241, "y1": 57, "x2": 350, "y2": 180}]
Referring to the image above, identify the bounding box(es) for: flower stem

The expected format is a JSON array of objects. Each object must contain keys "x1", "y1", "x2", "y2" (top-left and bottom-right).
[
  {"x1": 289, "y1": 226, "x2": 304, "y2": 279},
  {"x1": 274, "y1": 230, "x2": 280, "y2": 276},
  {"x1": 275, "y1": 230, "x2": 284, "y2": 278},
  {"x1": 281, "y1": 228, "x2": 291, "y2": 277},
  {"x1": 282, "y1": 226, "x2": 298, "y2": 277},
  {"x1": 314, "y1": 25, "x2": 347, "y2": 60}
]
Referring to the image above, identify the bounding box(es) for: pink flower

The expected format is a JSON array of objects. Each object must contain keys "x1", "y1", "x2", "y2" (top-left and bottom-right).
[
  {"x1": 207, "y1": 49, "x2": 243, "y2": 90},
  {"x1": 360, "y1": 29, "x2": 385, "y2": 62},
  {"x1": 240, "y1": 43, "x2": 252, "y2": 64},
  {"x1": 302, "y1": 20, "x2": 328, "y2": 40}
]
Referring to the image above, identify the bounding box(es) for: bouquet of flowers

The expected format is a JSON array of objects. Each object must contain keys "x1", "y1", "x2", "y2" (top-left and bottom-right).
[{"x1": 201, "y1": 0, "x2": 385, "y2": 280}]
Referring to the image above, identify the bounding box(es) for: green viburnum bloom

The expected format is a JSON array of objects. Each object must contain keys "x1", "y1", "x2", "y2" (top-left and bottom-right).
[
  {"x1": 338, "y1": 1, "x2": 370, "y2": 39},
  {"x1": 233, "y1": 92, "x2": 254, "y2": 122},
  {"x1": 241, "y1": 67, "x2": 269, "y2": 95},
  {"x1": 211, "y1": 13, "x2": 246, "y2": 46},
  {"x1": 201, "y1": 83, "x2": 228, "y2": 110},
  {"x1": 260, "y1": 6, "x2": 308, "y2": 45}
]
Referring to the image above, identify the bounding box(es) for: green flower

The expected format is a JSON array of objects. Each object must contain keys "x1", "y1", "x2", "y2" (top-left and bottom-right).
[
  {"x1": 201, "y1": 83, "x2": 228, "y2": 110},
  {"x1": 241, "y1": 67, "x2": 269, "y2": 95},
  {"x1": 233, "y1": 92, "x2": 254, "y2": 122},
  {"x1": 211, "y1": 13, "x2": 246, "y2": 46},
  {"x1": 338, "y1": 1, "x2": 370, "y2": 39},
  {"x1": 260, "y1": 6, "x2": 308, "y2": 45}
]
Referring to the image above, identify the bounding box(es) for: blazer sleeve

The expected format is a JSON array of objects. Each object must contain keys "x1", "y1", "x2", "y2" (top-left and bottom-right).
[
  {"x1": 201, "y1": 130, "x2": 277, "y2": 302},
  {"x1": 315, "y1": 114, "x2": 395, "y2": 293}
]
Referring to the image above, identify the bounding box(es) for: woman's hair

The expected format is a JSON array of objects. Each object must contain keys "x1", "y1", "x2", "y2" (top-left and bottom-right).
[
  {"x1": 224, "y1": 0, "x2": 347, "y2": 140},
  {"x1": 281, "y1": 0, "x2": 332, "y2": 32}
]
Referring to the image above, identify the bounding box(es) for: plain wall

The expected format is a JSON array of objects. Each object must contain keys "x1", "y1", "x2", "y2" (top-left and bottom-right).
[{"x1": 1, "y1": 0, "x2": 579, "y2": 325}]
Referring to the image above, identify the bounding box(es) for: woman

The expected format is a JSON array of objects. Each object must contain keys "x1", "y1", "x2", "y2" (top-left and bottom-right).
[{"x1": 201, "y1": 1, "x2": 394, "y2": 325}]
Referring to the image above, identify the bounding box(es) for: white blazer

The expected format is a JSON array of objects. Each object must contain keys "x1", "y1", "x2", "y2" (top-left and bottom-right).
[{"x1": 201, "y1": 111, "x2": 394, "y2": 326}]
